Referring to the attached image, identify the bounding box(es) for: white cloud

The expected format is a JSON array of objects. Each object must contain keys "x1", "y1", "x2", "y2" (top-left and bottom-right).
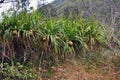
[
  {"x1": 0, "y1": 0, "x2": 54, "y2": 14},
  {"x1": 0, "y1": 3, "x2": 12, "y2": 20},
  {"x1": 30, "y1": 0, "x2": 54, "y2": 10},
  {"x1": 0, "y1": 3, "x2": 11, "y2": 12},
  {"x1": 0, "y1": 0, "x2": 54, "y2": 20},
  {"x1": 47, "y1": 0, "x2": 54, "y2": 3}
]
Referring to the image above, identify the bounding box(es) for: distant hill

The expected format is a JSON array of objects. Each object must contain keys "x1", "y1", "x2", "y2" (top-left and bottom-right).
[
  {"x1": 38, "y1": 0, "x2": 106, "y2": 18},
  {"x1": 38, "y1": 0, "x2": 87, "y2": 17},
  {"x1": 52, "y1": 0, "x2": 81, "y2": 16},
  {"x1": 37, "y1": 0, "x2": 120, "y2": 34}
]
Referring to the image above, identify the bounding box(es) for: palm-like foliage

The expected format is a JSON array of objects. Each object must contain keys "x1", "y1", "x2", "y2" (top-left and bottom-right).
[{"x1": 0, "y1": 11, "x2": 107, "y2": 69}]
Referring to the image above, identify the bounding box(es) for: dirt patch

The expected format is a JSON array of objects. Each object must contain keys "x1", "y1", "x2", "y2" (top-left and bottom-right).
[{"x1": 40, "y1": 59, "x2": 120, "y2": 80}]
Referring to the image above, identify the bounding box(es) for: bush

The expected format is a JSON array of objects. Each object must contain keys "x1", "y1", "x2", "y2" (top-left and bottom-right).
[{"x1": 0, "y1": 62, "x2": 37, "y2": 80}]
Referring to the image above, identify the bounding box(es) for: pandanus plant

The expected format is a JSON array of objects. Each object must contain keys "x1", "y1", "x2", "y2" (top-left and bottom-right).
[
  {"x1": 36, "y1": 18, "x2": 64, "y2": 68},
  {"x1": 75, "y1": 18, "x2": 106, "y2": 51},
  {"x1": 0, "y1": 12, "x2": 38, "y2": 64},
  {"x1": 0, "y1": 15, "x2": 18, "y2": 63},
  {"x1": 60, "y1": 19, "x2": 81, "y2": 57},
  {"x1": 0, "y1": 11, "x2": 107, "y2": 71}
]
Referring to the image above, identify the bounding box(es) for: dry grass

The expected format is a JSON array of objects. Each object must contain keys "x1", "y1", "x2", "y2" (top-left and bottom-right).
[{"x1": 37, "y1": 51, "x2": 120, "y2": 80}]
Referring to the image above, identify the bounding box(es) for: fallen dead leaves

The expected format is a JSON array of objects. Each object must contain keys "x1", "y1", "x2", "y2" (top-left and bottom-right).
[{"x1": 38, "y1": 60, "x2": 120, "y2": 80}]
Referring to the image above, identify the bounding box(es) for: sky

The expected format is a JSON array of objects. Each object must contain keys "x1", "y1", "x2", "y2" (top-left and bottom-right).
[
  {"x1": 0, "y1": 0, "x2": 54, "y2": 19},
  {"x1": 30, "y1": 0, "x2": 54, "y2": 9}
]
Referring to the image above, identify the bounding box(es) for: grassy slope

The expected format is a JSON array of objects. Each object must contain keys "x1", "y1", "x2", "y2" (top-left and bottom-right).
[{"x1": 39, "y1": 49, "x2": 120, "y2": 80}]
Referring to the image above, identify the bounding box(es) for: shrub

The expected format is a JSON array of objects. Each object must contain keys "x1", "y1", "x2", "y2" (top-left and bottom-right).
[{"x1": 0, "y1": 62, "x2": 37, "y2": 80}]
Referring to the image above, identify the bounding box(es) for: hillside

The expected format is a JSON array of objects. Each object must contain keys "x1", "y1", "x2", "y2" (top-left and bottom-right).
[
  {"x1": 38, "y1": 0, "x2": 120, "y2": 33},
  {"x1": 0, "y1": 0, "x2": 120, "y2": 80}
]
